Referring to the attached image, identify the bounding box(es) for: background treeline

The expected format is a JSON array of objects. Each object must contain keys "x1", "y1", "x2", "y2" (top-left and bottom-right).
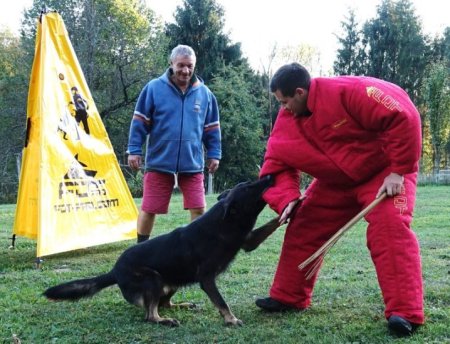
[{"x1": 0, "y1": 0, "x2": 449, "y2": 203}]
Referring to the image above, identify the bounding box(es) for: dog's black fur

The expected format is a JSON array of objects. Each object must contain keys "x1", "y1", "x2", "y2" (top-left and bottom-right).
[{"x1": 43, "y1": 176, "x2": 278, "y2": 326}]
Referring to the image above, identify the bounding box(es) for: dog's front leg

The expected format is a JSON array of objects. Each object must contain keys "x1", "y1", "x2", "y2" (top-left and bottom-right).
[
  {"x1": 200, "y1": 277, "x2": 243, "y2": 326},
  {"x1": 242, "y1": 217, "x2": 280, "y2": 252}
]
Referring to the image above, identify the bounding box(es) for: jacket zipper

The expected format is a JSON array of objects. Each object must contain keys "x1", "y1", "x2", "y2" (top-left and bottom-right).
[{"x1": 175, "y1": 92, "x2": 186, "y2": 173}]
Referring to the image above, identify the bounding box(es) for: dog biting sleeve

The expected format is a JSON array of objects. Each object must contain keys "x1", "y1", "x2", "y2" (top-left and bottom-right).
[{"x1": 260, "y1": 159, "x2": 301, "y2": 215}]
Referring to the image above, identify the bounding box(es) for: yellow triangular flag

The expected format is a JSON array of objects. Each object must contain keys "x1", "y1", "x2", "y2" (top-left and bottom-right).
[{"x1": 13, "y1": 12, "x2": 138, "y2": 257}]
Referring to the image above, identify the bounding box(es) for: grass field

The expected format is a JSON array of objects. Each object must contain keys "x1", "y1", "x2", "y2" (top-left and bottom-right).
[{"x1": 0, "y1": 186, "x2": 449, "y2": 343}]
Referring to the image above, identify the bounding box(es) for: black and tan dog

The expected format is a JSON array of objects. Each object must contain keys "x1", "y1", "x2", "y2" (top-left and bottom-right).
[{"x1": 43, "y1": 176, "x2": 279, "y2": 326}]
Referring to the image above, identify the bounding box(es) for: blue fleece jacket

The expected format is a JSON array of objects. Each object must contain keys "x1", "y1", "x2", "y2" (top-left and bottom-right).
[{"x1": 127, "y1": 69, "x2": 221, "y2": 174}]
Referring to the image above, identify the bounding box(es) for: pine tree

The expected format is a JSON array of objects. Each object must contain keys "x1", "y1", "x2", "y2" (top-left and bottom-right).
[{"x1": 334, "y1": 8, "x2": 365, "y2": 75}]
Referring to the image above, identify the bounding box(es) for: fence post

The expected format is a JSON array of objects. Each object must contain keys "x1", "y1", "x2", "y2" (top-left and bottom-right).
[
  {"x1": 207, "y1": 173, "x2": 213, "y2": 195},
  {"x1": 16, "y1": 153, "x2": 22, "y2": 179}
]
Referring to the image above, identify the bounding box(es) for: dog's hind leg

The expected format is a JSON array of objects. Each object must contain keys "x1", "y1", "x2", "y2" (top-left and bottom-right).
[
  {"x1": 159, "y1": 287, "x2": 196, "y2": 309},
  {"x1": 200, "y1": 276, "x2": 242, "y2": 326},
  {"x1": 131, "y1": 269, "x2": 180, "y2": 327},
  {"x1": 144, "y1": 298, "x2": 180, "y2": 327}
]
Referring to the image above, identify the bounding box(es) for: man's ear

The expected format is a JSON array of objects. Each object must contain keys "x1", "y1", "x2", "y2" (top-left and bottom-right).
[{"x1": 295, "y1": 88, "x2": 306, "y2": 96}]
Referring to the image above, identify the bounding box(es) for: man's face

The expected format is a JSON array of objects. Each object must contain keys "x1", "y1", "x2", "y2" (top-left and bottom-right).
[
  {"x1": 170, "y1": 55, "x2": 196, "y2": 88},
  {"x1": 274, "y1": 88, "x2": 308, "y2": 116}
]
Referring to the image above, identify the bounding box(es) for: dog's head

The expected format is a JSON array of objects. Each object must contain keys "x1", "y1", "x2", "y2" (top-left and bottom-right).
[{"x1": 218, "y1": 175, "x2": 273, "y2": 219}]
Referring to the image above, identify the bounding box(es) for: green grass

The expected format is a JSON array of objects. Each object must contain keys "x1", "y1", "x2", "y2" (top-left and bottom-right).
[{"x1": 1, "y1": 186, "x2": 449, "y2": 343}]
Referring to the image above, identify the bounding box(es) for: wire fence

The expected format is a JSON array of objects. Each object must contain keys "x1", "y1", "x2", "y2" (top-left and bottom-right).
[
  {"x1": 418, "y1": 170, "x2": 450, "y2": 185},
  {"x1": 2, "y1": 169, "x2": 449, "y2": 205},
  {"x1": 0, "y1": 164, "x2": 218, "y2": 204}
]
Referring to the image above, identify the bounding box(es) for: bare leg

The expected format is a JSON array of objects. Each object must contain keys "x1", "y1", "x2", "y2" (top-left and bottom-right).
[
  {"x1": 189, "y1": 208, "x2": 205, "y2": 222},
  {"x1": 137, "y1": 210, "x2": 156, "y2": 236}
]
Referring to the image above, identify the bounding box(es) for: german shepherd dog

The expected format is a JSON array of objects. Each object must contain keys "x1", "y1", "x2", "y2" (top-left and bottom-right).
[{"x1": 44, "y1": 176, "x2": 279, "y2": 326}]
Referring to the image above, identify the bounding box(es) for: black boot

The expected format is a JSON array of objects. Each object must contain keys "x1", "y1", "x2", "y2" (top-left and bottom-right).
[
  {"x1": 388, "y1": 315, "x2": 419, "y2": 337},
  {"x1": 255, "y1": 297, "x2": 299, "y2": 312}
]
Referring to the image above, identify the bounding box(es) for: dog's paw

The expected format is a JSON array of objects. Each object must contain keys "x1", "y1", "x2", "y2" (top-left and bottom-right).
[
  {"x1": 159, "y1": 318, "x2": 180, "y2": 327},
  {"x1": 170, "y1": 301, "x2": 196, "y2": 309},
  {"x1": 225, "y1": 317, "x2": 243, "y2": 327}
]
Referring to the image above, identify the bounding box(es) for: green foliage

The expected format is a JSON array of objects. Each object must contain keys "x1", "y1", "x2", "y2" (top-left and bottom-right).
[
  {"x1": 422, "y1": 61, "x2": 450, "y2": 172},
  {"x1": 361, "y1": 0, "x2": 428, "y2": 102},
  {"x1": 334, "y1": 8, "x2": 365, "y2": 75},
  {"x1": 165, "y1": 0, "x2": 245, "y2": 83},
  {"x1": 125, "y1": 169, "x2": 144, "y2": 198},
  {"x1": 209, "y1": 65, "x2": 266, "y2": 190},
  {"x1": 1, "y1": 186, "x2": 449, "y2": 343},
  {"x1": 428, "y1": 28, "x2": 450, "y2": 68},
  {"x1": 443, "y1": 28, "x2": 450, "y2": 64},
  {"x1": 0, "y1": 29, "x2": 28, "y2": 186}
]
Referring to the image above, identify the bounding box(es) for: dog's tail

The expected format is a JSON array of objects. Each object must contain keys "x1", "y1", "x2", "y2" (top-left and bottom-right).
[{"x1": 43, "y1": 271, "x2": 116, "y2": 301}]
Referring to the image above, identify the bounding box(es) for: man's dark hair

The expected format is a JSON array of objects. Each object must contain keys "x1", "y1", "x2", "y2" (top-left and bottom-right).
[{"x1": 270, "y1": 63, "x2": 311, "y2": 97}]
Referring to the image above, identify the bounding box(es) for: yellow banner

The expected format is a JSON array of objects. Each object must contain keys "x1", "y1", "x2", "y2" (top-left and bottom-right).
[{"x1": 13, "y1": 12, "x2": 138, "y2": 257}]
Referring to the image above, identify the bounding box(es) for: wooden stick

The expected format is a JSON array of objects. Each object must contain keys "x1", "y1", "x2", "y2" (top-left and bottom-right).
[{"x1": 298, "y1": 192, "x2": 387, "y2": 275}]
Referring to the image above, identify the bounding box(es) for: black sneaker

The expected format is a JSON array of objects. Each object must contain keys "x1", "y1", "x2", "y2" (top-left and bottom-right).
[
  {"x1": 255, "y1": 297, "x2": 298, "y2": 312},
  {"x1": 388, "y1": 315, "x2": 419, "y2": 337}
]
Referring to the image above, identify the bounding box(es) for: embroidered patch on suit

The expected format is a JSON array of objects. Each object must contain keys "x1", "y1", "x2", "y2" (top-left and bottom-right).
[{"x1": 366, "y1": 86, "x2": 403, "y2": 112}]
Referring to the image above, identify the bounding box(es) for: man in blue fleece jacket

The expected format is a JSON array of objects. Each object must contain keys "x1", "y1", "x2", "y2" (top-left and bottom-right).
[{"x1": 127, "y1": 45, "x2": 221, "y2": 243}]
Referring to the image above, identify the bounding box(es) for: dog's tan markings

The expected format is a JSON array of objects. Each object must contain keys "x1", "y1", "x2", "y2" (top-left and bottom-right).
[
  {"x1": 12, "y1": 334, "x2": 21, "y2": 344},
  {"x1": 134, "y1": 296, "x2": 144, "y2": 308},
  {"x1": 222, "y1": 310, "x2": 243, "y2": 326},
  {"x1": 145, "y1": 300, "x2": 180, "y2": 327},
  {"x1": 163, "y1": 301, "x2": 196, "y2": 309},
  {"x1": 158, "y1": 285, "x2": 196, "y2": 309},
  {"x1": 162, "y1": 285, "x2": 172, "y2": 295},
  {"x1": 158, "y1": 286, "x2": 194, "y2": 309}
]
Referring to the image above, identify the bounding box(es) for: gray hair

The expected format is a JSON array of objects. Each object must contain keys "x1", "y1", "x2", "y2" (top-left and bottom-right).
[{"x1": 169, "y1": 44, "x2": 196, "y2": 62}]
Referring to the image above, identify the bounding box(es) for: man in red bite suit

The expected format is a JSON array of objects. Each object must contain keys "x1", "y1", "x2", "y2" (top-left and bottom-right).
[{"x1": 257, "y1": 63, "x2": 424, "y2": 337}]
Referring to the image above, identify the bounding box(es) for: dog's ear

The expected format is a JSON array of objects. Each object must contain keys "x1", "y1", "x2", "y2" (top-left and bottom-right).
[
  {"x1": 222, "y1": 199, "x2": 237, "y2": 219},
  {"x1": 219, "y1": 189, "x2": 235, "y2": 219},
  {"x1": 217, "y1": 189, "x2": 230, "y2": 201}
]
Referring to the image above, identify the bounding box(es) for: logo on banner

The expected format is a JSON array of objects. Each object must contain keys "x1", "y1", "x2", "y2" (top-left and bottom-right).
[{"x1": 54, "y1": 154, "x2": 119, "y2": 213}]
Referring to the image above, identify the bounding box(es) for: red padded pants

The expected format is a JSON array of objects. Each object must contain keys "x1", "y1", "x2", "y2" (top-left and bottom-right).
[{"x1": 269, "y1": 169, "x2": 424, "y2": 324}]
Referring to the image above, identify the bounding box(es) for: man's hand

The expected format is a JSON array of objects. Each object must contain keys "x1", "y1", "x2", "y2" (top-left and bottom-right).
[
  {"x1": 376, "y1": 172, "x2": 404, "y2": 198},
  {"x1": 128, "y1": 154, "x2": 142, "y2": 171},
  {"x1": 279, "y1": 196, "x2": 306, "y2": 225},
  {"x1": 206, "y1": 159, "x2": 220, "y2": 174}
]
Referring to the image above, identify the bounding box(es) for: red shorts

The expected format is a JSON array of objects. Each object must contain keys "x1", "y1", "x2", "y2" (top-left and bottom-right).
[{"x1": 141, "y1": 171, "x2": 206, "y2": 214}]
